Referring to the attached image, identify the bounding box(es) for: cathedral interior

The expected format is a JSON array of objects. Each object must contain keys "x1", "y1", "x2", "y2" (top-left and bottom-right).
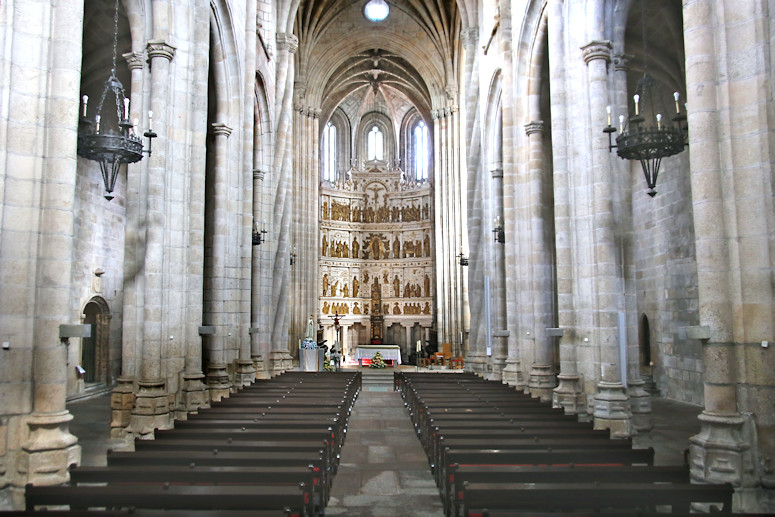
[{"x1": 0, "y1": 0, "x2": 774, "y2": 513}]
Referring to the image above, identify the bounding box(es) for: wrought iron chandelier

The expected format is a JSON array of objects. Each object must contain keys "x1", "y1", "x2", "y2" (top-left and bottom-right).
[
  {"x1": 603, "y1": 1, "x2": 687, "y2": 197},
  {"x1": 78, "y1": 0, "x2": 155, "y2": 200}
]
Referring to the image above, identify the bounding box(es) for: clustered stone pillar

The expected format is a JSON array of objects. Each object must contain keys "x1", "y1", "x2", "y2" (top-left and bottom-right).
[
  {"x1": 582, "y1": 36, "x2": 632, "y2": 438},
  {"x1": 251, "y1": 167, "x2": 268, "y2": 378},
  {"x1": 19, "y1": 0, "x2": 84, "y2": 494},
  {"x1": 290, "y1": 100, "x2": 321, "y2": 357},
  {"x1": 490, "y1": 166, "x2": 508, "y2": 381},
  {"x1": 128, "y1": 39, "x2": 176, "y2": 438},
  {"x1": 524, "y1": 120, "x2": 556, "y2": 401},
  {"x1": 268, "y1": 33, "x2": 299, "y2": 376},
  {"x1": 683, "y1": 0, "x2": 751, "y2": 496},
  {"x1": 204, "y1": 122, "x2": 238, "y2": 400}
]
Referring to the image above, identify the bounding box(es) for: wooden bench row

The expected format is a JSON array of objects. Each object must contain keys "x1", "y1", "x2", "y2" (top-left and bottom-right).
[
  {"x1": 395, "y1": 371, "x2": 734, "y2": 517},
  {"x1": 24, "y1": 371, "x2": 361, "y2": 517}
]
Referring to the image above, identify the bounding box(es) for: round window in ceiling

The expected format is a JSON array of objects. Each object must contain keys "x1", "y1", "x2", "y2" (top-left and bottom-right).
[{"x1": 364, "y1": 0, "x2": 389, "y2": 22}]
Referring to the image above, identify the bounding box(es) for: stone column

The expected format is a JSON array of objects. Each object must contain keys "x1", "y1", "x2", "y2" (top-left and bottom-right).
[
  {"x1": 611, "y1": 48, "x2": 651, "y2": 432},
  {"x1": 548, "y1": 0, "x2": 584, "y2": 414},
  {"x1": 490, "y1": 167, "x2": 507, "y2": 381},
  {"x1": 128, "y1": 39, "x2": 176, "y2": 438},
  {"x1": 112, "y1": 50, "x2": 146, "y2": 436},
  {"x1": 268, "y1": 33, "x2": 298, "y2": 375},
  {"x1": 251, "y1": 168, "x2": 268, "y2": 378},
  {"x1": 18, "y1": 0, "x2": 83, "y2": 492},
  {"x1": 290, "y1": 103, "x2": 320, "y2": 359},
  {"x1": 525, "y1": 121, "x2": 557, "y2": 401},
  {"x1": 582, "y1": 36, "x2": 632, "y2": 438},
  {"x1": 459, "y1": 25, "x2": 483, "y2": 374},
  {"x1": 683, "y1": 0, "x2": 753, "y2": 495},
  {"x1": 204, "y1": 122, "x2": 235, "y2": 400}
]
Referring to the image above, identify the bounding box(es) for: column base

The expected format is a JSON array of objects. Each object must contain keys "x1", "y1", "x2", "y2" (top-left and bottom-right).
[
  {"x1": 252, "y1": 354, "x2": 268, "y2": 379},
  {"x1": 483, "y1": 355, "x2": 507, "y2": 381},
  {"x1": 502, "y1": 358, "x2": 526, "y2": 391},
  {"x1": 465, "y1": 352, "x2": 487, "y2": 378},
  {"x1": 235, "y1": 359, "x2": 256, "y2": 387},
  {"x1": 627, "y1": 379, "x2": 652, "y2": 432},
  {"x1": 19, "y1": 411, "x2": 80, "y2": 487},
  {"x1": 689, "y1": 411, "x2": 751, "y2": 487},
  {"x1": 127, "y1": 379, "x2": 171, "y2": 439},
  {"x1": 177, "y1": 372, "x2": 209, "y2": 420},
  {"x1": 110, "y1": 376, "x2": 135, "y2": 438},
  {"x1": 269, "y1": 350, "x2": 293, "y2": 377},
  {"x1": 528, "y1": 363, "x2": 557, "y2": 402},
  {"x1": 552, "y1": 373, "x2": 586, "y2": 415},
  {"x1": 593, "y1": 381, "x2": 633, "y2": 438},
  {"x1": 206, "y1": 363, "x2": 231, "y2": 402}
]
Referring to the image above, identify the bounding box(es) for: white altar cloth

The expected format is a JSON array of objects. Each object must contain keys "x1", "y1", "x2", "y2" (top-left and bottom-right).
[{"x1": 355, "y1": 345, "x2": 402, "y2": 365}]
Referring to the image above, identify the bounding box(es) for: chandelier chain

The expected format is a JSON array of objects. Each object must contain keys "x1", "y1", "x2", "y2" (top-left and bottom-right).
[{"x1": 112, "y1": 0, "x2": 120, "y2": 72}]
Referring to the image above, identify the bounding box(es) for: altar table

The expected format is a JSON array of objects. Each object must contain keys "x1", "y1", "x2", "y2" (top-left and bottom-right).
[{"x1": 355, "y1": 345, "x2": 402, "y2": 366}]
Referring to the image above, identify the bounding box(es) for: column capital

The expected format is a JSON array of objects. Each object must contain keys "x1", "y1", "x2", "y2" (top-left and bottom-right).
[
  {"x1": 146, "y1": 40, "x2": 176, "y2": 61},
  {"x1": 613, "y1": 53, "x2": 634, "y2": 72},
  {"x1": 524, "y1": 120, "x2": 545, "y2": 136},
  {"x1": 276, "y1": 33, "x2": 299, "y2": 54},
  {"x1": 253, "y1": 168, "x2": 267, "y2": 181},
  {"x1": 490, "y1": 167, "x2": 504, "y2": 178},
  {"x1": 580, "y1": 40, "x2": 612, "y2": 65},
  {"x1": 122, "y1": 51, "x2": 145, "y2": 70},
  {"x1": 211, "y1": 122, "x2": 233, "y2": 137},
  {"x1": 461, "y1": 26, "x2": 479, "y2": 48}
]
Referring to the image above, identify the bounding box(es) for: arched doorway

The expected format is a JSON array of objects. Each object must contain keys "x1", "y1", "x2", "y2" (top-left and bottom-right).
[{"x1": 82, "y1": 297, "x2": 112, "y2": 385}]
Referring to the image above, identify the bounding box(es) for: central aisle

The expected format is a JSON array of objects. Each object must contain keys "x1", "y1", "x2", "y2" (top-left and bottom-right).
[{"x1": 325, "y1": 368, "x2": 445, "y2": 516}]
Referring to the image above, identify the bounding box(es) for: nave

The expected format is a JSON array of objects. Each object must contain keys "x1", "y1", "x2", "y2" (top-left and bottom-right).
[{"x1": 13, "y1": 366, "x2": 733, "y2": 516}]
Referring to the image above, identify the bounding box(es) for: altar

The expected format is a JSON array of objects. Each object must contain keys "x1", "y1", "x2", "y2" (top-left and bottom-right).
[{"x1": 355, "y1": 344, "x2": 402, "y2": 366}]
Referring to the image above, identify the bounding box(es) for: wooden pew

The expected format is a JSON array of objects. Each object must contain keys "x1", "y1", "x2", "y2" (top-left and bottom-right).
[
  {"x1": 438, "y1": 446, "x2": 655, "y2": 497},
  {"x1": 446, "y1": 464, "x2": 691, "y2": 517},
  {"x1": 461, "y1": 480, "x2": 734, "y2": 516},
  {"x1": 3, "y1": 511, "x2": 292, "y2": 517},
  {"x1": 432, "y1": 436, "x2": 635, "y2": 480},
  {"x1": 25, "y1": 483, "x2": 311, "y2": 516},
  {"x1": 69, "y1": 463, "x2": 323, "y2": 515}
]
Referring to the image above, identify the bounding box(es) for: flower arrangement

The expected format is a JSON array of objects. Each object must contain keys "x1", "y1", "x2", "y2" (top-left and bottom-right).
[{"x1": 369, "y1": 351, "x2": 387, "y2": 368}]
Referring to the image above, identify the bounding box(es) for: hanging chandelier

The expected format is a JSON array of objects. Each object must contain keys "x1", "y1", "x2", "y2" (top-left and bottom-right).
[
  {"x1": 603, "y1": 1, "x2": 687, "y2": 197},
  {"x1": 78, "y1": 0, "x2": 155, "y2": 201}
]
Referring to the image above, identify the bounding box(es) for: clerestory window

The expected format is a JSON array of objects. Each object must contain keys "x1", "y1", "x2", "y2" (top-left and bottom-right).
[
  {"x1": 323, "y1": 121, "x2": 337, "y2": 182},
  {"x1": 367, "y1": 125, "x2": 384, "y2": 161},
  {"x1": 414, "y1": 121, "x2": 429, "y2": 181}
]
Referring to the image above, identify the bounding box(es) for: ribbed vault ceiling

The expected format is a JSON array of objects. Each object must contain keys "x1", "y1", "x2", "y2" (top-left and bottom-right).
[{"x1": 294, "y1": 0, "x2": 464, "y2": 123}]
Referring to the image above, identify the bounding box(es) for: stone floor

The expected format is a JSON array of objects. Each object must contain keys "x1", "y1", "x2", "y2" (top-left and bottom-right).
[{"x1": 67, "y1": 366, "x2": 702, "y2": 515}]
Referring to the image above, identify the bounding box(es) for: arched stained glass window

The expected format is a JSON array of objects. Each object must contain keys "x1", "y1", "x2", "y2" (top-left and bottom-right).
[
  {"x1": 324, "y1": 122, "x2": 337, "y2": 182},
  {"x1": 367, "y1": 126, "x2": 384, "y2": 161},
  {"x1": 414, "y1": 121, "x2": 428, "y2": 180}
]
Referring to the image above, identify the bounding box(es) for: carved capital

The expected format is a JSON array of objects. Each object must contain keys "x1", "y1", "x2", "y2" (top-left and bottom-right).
[
  {"x1": 431, "y1": 109, "x2": 442, "y2": 120},
  {"x1": 146, "y1": 40, "x2": 176, "y2": 62},
  {"x1": 580, "y1": 40, "x2": 612, "y2": 65},
  {"x1": 253, "y1": 168, "x2": 266, "y2": 181},
  {"x1": 613, "y1": 53, "x2": 634, "y2": 72},
  {"x1": 490, "y1": 168, "x2": 503, "y2": 178},
  {"x1": 524, "y1": 120, "x2": 545, "y2": 136},
  {"x1": 461, "y1": 26, "x2": 479, "y2": 48},
  {"x1": 276, "y1": 33, "x2": 299, "y2": 54},
  {"x1": 210, "y1": 122, "x2": 233, "y2": 137},
  {"x1": 122, "y1": 51, "x2": 144, "y2": 71}
]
